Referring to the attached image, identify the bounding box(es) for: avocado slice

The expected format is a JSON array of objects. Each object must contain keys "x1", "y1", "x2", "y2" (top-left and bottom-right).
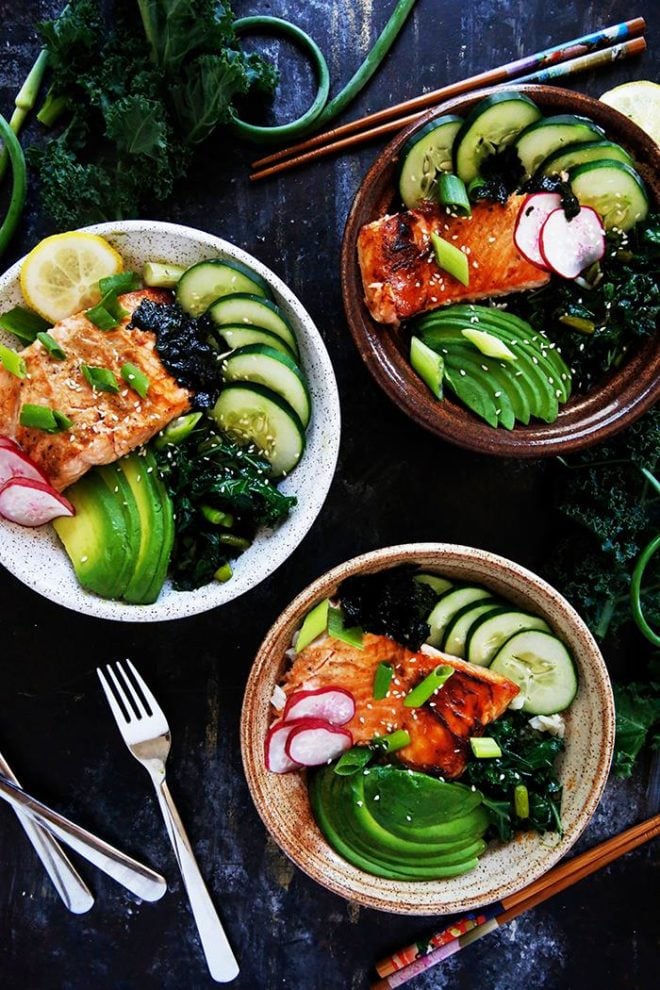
[
  {"x1": 119, "y1": 449, "x2": 174, "y2": 605},
  {"x1": 444, "y1": 351, "x2": 517, "y2": 430},
  {"x1": 53, "y1": 471, "x2": 132, "y2": 600},
  {"x1": 96, "y1": 463, "x2": 141, "y2": 599}
]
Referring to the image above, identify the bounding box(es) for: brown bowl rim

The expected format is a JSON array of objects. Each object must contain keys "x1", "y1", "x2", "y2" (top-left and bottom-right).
[
  {"x1": 341, "y1": 84, "x2": 660, "y2": 457},
  {"x1": 241, "y1": 543, "x2": 615, "y2": 913}
]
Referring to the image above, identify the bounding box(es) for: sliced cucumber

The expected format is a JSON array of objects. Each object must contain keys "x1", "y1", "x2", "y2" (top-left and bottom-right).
[
  {"x1": 539, "y1": 139, "x2": 633, "y2": 177},
  {"x1": 208, "y1": 293, "x2": 299, "y2": 358},
  {"x1": 410, "y1": 336, "x2": 444, "y2": 398},
  {"x1": 442, "y1": 598, "x2": 501, "y2": 657},
  {"x1": 415, "y1": 573, "x2": 453, "y2": 596},
  {"x1": 569, "y1": 159, "x2": 649, "y2": 231},
  {"x1": 143, "y1": 262, "x2": 186, "y2": 289},
  {"x1": 215, "y1": 324, "x2": 297, "y2": 361},
  {"x1": 453, "y1": 92, "x2": 542, "y2": 184},
  {"x1": 465, "y1": 607, "x2": 550, "y2": 667},
  {"x1": 490, "y1": 629, "x2": 577, "y2": 714},
  {"x1": 426, "y1": 585, "x2": 492, "y2": 647},
  {"x1": 398, "y1": 116, "x2": 463, "y2": 208},
  {"x1": 212, "y1": 382, "x2": 305, "y2": 477},
  {"x1": 221, "y1": 344, "x2": 311, "y2": 427},
  {"x1": 176, "y1": 260, "x2": 272, "y2": 316},
  {"x1": 514, "y1": 114, "x2": 605, "y2": 178}
]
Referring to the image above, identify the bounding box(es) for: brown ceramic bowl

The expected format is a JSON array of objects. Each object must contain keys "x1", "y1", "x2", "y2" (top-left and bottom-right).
[
  {"x1": 341, "y1": 85, "x2": 660, "y2": 457},
  {"x1": 241, "y1": 544, "x2": 615, "y2": 914}
]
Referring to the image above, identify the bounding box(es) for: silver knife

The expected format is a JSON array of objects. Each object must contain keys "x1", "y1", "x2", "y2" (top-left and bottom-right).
[
  {"x1": 0, "y1": 749, "x2": 93, "y2": 913},
  {"x1": 0, "y1": 774, "x2": 167, "y2": 902}
]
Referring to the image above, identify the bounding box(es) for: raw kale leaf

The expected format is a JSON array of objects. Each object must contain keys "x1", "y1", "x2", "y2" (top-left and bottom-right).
[
  {"x1": 613, "y1": 681, "x2": 660, "y2": 778},
  {"x1": 462, "y1": 712, "x2": 564, "y2": 841},
  {"x1": 338, "y1": 566, "x2": 437, "y2": 651},
  {"x1": 155, "y1": 427, "x2": 296, "y2": 591}
]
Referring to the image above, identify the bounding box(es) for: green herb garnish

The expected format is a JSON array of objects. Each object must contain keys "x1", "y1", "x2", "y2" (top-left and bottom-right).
[
  {"x1": 36, "y1": 332, "x2": 66, "y2": 360},
  {"x1": 0, "y1": 342, "x2": 26, "y2": 379},
  {"x1": 0, "y1": 306, "x2": 50, "y2": 343},
  {"x1": 120, "y1": 362, "x2": 150, "y2": 398},
  {"x1": 20, "y1": 403, "x2": 72, "y2": 432},
  {"x1": 81, "y1": 364, "x2": 119, "y2": 392},
  {"x1": 403, "y1": 665, "x2": 454, "y2": 708},
  {"x1": 373, "y1": 662, "x2": 393, "y2": 700}
]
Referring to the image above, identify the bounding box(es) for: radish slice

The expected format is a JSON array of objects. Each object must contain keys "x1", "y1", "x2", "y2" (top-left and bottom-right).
[
  {"x1": 265, "y1": 719, "x2": 310, "y2": 773},
  {"x1": 0, "y1": 436, "x2": 20, "y2": 450},
  {"x1": 0, "y1": 477, "x2": 74, "y2": 526},
  {"x1": 283, "y1": 686, "x2": 356, "y2": 726},
  {"x1": 0, "y1": 443, "x2": 50, "y2": 488},
  {"x1": 540, "y1": 206, "x2": 605, "y2": 279},
  {"x1": 285, "y1": 718, "x2": 353, "y2": 767},
  {"x1": 514, "y1": 193, "x2": 562, "y2": 269}
]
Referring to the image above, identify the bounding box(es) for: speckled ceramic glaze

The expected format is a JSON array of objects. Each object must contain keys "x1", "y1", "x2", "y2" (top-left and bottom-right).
[
  {"x1": 0, "y1": 221, "x2": 340, "y2": 621},
  {"x1": 341, "y1": 85, "x2": 660, "y2": 457},
  {"x1": 241, "y1": 543, "x2": 614, "y2": 914}
]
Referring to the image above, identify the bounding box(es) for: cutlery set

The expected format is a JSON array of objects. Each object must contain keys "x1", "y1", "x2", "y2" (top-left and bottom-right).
[{"x1": 0, "y1": 660, "x2": 238, "y2": 984}]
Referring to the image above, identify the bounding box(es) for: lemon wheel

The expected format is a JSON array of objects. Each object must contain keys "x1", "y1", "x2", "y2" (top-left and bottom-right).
[{"x1": 600, "y1": 81, "x2": 660, "y2": 147}]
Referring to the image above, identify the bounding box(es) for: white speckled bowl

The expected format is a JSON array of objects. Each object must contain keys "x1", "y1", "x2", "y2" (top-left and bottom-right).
[
  {"x1": 0, "y1": 221, "x2": 340, "y2": 621},
  {"x1": 241, "y1": 543, "x2": 615, "y2": 914}
]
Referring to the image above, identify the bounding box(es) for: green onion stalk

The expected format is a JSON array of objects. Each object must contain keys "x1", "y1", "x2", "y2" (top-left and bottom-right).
[
  {"x1": 0, "y1": 114, "x2": 27, "y2": 258},
  {"x1": 0, "y1": 49, "x2": 49, "y2": 183}
]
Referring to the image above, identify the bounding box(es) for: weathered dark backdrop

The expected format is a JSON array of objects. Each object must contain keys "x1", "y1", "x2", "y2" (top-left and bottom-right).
[{"x1": 0, "y1": 1, "x2": 657, "y2": 988}]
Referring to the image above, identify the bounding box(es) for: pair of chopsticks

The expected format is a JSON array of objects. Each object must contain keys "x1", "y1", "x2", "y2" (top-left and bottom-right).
[
  {"x1": 372, "y1": 813, "x2": 660, "y2": 989},
  {"x1": 250, "y1": 17, "x2": 647, "y2": 182}
]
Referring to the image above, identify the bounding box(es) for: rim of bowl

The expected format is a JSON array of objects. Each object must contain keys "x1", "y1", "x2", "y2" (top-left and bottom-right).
[
  {"x1": 341, "y1": 84, "x2": 660, "y2": 458},
  {"x1": 241, "y1": 542, "x2": 615, "y2": 913},
  {"x1": 0, "y1": 220, "x2": 341, "y2": 621}
]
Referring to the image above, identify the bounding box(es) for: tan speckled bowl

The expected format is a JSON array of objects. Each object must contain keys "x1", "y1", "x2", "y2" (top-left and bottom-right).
[{"x1": 241, "y1": 543, "x2": 614, "y2": 914}]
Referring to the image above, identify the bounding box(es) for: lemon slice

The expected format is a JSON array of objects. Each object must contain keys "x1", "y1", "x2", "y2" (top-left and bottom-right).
[
  {"x1": 20, "y1": 232, "x2": 123, "y2": 323},
  {"x1": 599, "y1": 81, "x2": 660, "y2": 146}
]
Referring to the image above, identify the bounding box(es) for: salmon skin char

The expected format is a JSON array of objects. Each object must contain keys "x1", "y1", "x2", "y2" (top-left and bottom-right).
[
  {"x1": 0, "y1": 289, "x2": 192, "y2": 491},
  {"x1": 357, "y1": 196, "x2": 550, "y2": 325},
  {"x1": 276, "y1": 632, "x2": 520, "y2": 779}
]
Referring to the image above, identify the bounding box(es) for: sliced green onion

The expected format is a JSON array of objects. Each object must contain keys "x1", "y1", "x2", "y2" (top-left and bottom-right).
[
  {"x1": 201, "y1": 505, "x2": 234, "y2": 528},
  {"x1": 467, "y1": 177, "x2": 488, "y2": 201},
  {"x1": 214, "y1": 562, "x2": 233, "y2": 583},
  {"x1": 328, "y1": 605, "x2": 364, "y2": 649},
  {"x1": 143, "y1": 262, "x2": 185, "y2": 289},
  {"x1": 154, "y1": 412, "x2": 203, "y2": 448},
  {"x1": 559, "y1": 314, "x2": 596, "y2": 335},
  {"x1": 19, "y1": 403, "x2": 72, "y2": 433},
  {"x1": 217, "y1": 533, "x2": 251, "y2": 550},
  {"x1": 86, "y1": 303, "x2": 118, "y2": 331},
  {"x1": 81, "y1": 364, "x2": 120, "y2": 393},
  {"x1": 403, "y1": 665, "x2": 454, "y2": 708},
  {"x1": 121, "y1": 362, "x2": 150, "y2": 398},
  {"x1": 462, "y1": 328, "x2": 516, "y2": 362},
  {"x1": 99, "y1": 272, "x2": 140, "y2": 296},
  {"x1": 0, "y1": 306, "x2": 50, "y2": 343},
  {"x1": 430, "y1": 231, "x2": 469, "y2": 287},
  {"x1": 295, "y1": 598, "x2": 330, "y2": 652},
  {"x1": 514, "y1": 783, "x2": 530, "y2": 819},
  {"x1": 36, "y1": 332, "x2": 66, "y2": 360},
  {"x1": 371, "y1": 729, "x2": 411, "y2": 753},
  {"x1": 0, "y1": 342, "x2": 26, "y2": 379},
  {"x1": 333, "y1": 746, "x2": 373, "y2": 776},
  {"x1": 630, "y1": 533, "x2": 660, "y2": 647},
  {"x1": 438, "y1": 173, "x2": 471, "y2": 217},
  {"x1": 469, "y1": 736, "x2": 502, "y2": 759},
  {"x1": 0, "y1": 113, "x2": 27, "y2": 259},
  {"x1": 373, "y1": 662, "x2": 393, "y2": 700}
]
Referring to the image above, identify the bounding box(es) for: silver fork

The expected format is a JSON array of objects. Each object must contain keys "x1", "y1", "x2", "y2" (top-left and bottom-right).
[{"x1": 97, "y1": 660, "x2": 239, "y2": 984}]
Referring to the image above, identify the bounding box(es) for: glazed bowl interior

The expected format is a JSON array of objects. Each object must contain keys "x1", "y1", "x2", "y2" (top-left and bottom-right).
[
  {"x1": 241, "y1": 543, "x2": 615, "y2": 914},
  {"x1": 0, "y1": 220, "x2": 340, "y2": 621},
  {"x1": 341, "y1": 84, "x2": 660, "y2": 457}
]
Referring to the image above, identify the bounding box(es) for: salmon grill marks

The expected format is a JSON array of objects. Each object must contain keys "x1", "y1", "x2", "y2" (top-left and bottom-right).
[
  {"x1": 0, "y1": 289, "x2": 191, "y2": 490},
  {"x1": 278, "y1": 633, "x2": 519, "y2": 779},
  {"x1": 357, "y1": 195, "x2": 551, "y2": 325}
]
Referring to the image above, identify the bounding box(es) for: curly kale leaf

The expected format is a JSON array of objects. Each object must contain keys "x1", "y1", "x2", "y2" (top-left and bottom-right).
[
  {"x1": 613, "y1": 681, "x2": 660, "y2": 778},
  {"x1": 338, "y1": 566, "x2": 437, "y2": 651}
]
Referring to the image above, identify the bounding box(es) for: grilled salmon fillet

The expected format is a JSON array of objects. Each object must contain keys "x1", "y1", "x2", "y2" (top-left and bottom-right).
[
  {"x1": 277, "y1": 632, "x2": 519, "y2": 778},
  {"x1": 358, "y1": 195, "x2": 550, "y2": 324},
  {"x1": 0, "y1": 289, "x2": 191, "y2": 490}
]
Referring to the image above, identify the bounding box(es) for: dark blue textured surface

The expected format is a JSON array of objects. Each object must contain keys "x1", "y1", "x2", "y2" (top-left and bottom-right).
[{"x1": 0, "y1": 2, "x2": 658, "y2": 988}]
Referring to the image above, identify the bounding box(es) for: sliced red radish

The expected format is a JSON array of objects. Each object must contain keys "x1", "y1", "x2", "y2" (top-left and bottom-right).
[
  {"x1": 0, "y1": 477, "x2": 74, "y2": 526},
  {"x1": 540, "y1": 206, "x2": 605, "y2": 279},
  {"x1": 265, "y1": 719, "x2": 310, "y2": 773},
  {"x1": 285, "y1": 718, "x2": 353, "y2": 767},
  {"x1": 283, "y1": 686, "x2": 356, "y2": 727},
  {"x1": 0, "y1": 436, "x2": 20, "y2": 450},
  {"x1": 0, "y1": 443, "x2": 50, "y2": 489},
  {"x1": 514, "y1": 193, "x2": 562, "y2": 270}
]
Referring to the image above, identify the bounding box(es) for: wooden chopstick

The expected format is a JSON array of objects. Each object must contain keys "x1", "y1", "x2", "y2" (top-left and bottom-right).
[
  {"x1": 249, "y1": 29, "x2": 647, "y2": 183},
  {"x1": 372, "y1": 814, "x2": 660, "y2": 989}
]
